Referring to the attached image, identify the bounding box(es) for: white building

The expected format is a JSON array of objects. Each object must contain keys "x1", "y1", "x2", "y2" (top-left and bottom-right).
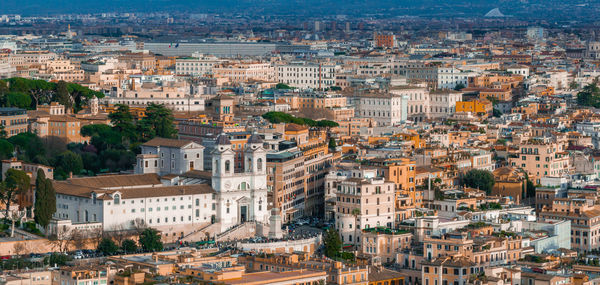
[
  {"x1": 276, "y1": 62, "x2": 337, "y2": 89},
  {"x1": 436, "y1": 67, "x2": 477, "y2": 90},
  {"x1": 429, "y1": 90, "x2": 463, "y2": 119},
  {"x1": 356, "y1": 92, "x2": 408, "y2": 126},
  {"x1": 53, "y1": 173, "x2": 216, "y2": 242},
  {"x1": 135, "y1": 137, "x2": 205, "y2": 175},
  {"x1": 507, "y1": 65, "x2": 530, "y2": 78},
  {"x1": 335, "y1": 177, "x2": 395, "y2": 245},
  {"x1": 211, "y1": 134, "x2": 269, "y2": 231},
  {"x1": 54, "y1": 134, "x2": 271, "y2": 240},
  {"x1": 389, "y1": 85, "x2": 429, "y2": 122},
  {"x1": 175, "y1": 54, "x2": 225, "y2": 76}
]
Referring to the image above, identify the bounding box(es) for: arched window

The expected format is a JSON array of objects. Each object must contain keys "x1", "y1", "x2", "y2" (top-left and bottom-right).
[
  {"x1": 257, "y1": 158, "x2": 263, "y2": 171},
  {"x1": 225, "y1": 160, "x2": 231, "y2": 173},
  {"x1": 114, "y1": 194, "x2": 120, "y2": 205},
  {"x1": 214, "y1": 159, "x2": 220, "y2": 173},
  {"x1": 239, "y1": 182, "x2": 247, "y2": 190},
  {"x1": 247, "y1": 158, "x2": 252, "y2": 172}
]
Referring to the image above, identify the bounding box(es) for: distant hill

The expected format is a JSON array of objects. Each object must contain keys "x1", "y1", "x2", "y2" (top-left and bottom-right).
[{"x1": 2, "y1": 0, "x2": 595, "y2": 21}]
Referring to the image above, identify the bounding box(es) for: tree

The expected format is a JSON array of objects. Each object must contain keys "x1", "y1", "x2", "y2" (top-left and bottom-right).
[
  {"x1": 328, "y1": 138, "x2": 337, "y2": 149},
  {"x1": 139, "y1": 104, "x2": 177, "y2": 139},
  {"x1": 493, "y1": 108, "x2": 502, "y2": 117},
  {"x1": 275, "y1": 83, "x2": 293, "y2": 89},
  {"x1": 139, "y1": 228, "x2": 163, "y2": 252},
  {"x1": 577, "y1": 83, "x2": 600, "y2": 108},
  {"x1": 56, "y1": 150, "x2": 83, "y2": 177},
  {"x1": 1, "y1": 169, "x2": 30, "y2": 220},
  {"x1": 462, "y1": 169, "x2": 495, "y2": 194},
  {"x1": 55, "y1": 81, "x2": 72, "y2": 110},
  {"x1": 5, "y1": 92, "x2": 32, "y2": 109},
  {"x1": 97, "y1": 238, "x2": 118, "y2": 256},
  {"x1": 0, "y1": 139, "x2": 13, "y2": 159},
  {"x1": 34, "y1": 169, "x2": 56, "y2": 230},
  {"x1": 569, "y1": 81, "x2": 579, "y2": 91},
  {"x1": 324, "y1": 228, "x2": 342, "y2": 258},
  {"x1": 8, "y1": 132, "x2": 46, "y2": 162},
  {"x1": 454, "y1": 83, "x2": 466, "y2": 91},
  {"x1": 121, "y1": 239, "x2": 138, "y2": 254},
  {"x1": 109, "y1": 104, "x2": 137, "y2": 143}
]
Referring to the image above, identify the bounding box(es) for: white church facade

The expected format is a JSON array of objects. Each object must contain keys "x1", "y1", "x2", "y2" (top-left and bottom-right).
[{"x1": 52, "y1": 133, "x2": 270, "y2": 240}]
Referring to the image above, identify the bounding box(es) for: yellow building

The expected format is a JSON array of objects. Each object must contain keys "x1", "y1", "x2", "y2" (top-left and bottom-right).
[{"x1": 455, "y1": 99, "x2": 492, "y2": 117}]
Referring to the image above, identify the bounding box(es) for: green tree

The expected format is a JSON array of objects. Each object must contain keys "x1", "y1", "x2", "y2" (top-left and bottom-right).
[
  {"x1": 275, "y1": 83, "x2": 293, "y2": 89},
  {"x1": 577, "y1": 83, "x2": 600, "y2": 108},
  {"x1": 454, "y1": 83, "x2": 466, "y2": 91},
  {"x1": 55, "y1": 81, "x2": 72, "y2": 110},
  {"x1": 493, "y1": 108, "x2": 502, "y2": 117},
  {"x1": 34, "y1": 169, "x2": 56, "y2": 229},
  {"x1": 109, "y1": 104, "x2": 137, "y2": 142},
  {"x1": 56, "y1": 151, "x2": 83, "y2": 176},
  {"x1": 139, "y1": 104, "x2": 177, "y2": 140},
  {"x1": 328, "y1": 138, "x2": 337, "y2": 149},
  {"x1": 121, "y1": 239, "x2": 138, "y2": 253},
  {"x1": 462, "y1": 169, "x2": 495, "y2": 194},
  {"x1": 97, "y1": 238, "x2": 119, "y2": 256},
  {"x1": 138, "y1": 228, "x2": 163, "y2": 252},
  {"x1": 324, "y1": 228, "x2": 342, "y2": 258},
  {"x1": 5, "y1": 92, "x2": 32, "y2": 109},
  {"x1": 0, "y1": 139, "x2": 13, "y2": 159},
  {"x1": 569, "y1": 81, "x2": 579, "y2": 91},
  {"x1": 8, "y1": 132, "x2": 46, "y2": 162},
  {"x1": 1, "y1": 169, "x2": 31, "y2": 220}
]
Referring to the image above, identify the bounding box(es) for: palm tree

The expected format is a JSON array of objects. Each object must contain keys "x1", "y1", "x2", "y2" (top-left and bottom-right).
[{"x1": 351, "y1": 208, "x2": 361, "y2": 250}]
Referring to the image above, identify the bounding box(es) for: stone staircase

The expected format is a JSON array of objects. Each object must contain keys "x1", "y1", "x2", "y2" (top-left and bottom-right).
[
  {"x1": 215, "y1": 222, "x2": 256, "y2": 241},
  {"x1": 181, "y1": 222, "x2": 221, "y2": 242}
]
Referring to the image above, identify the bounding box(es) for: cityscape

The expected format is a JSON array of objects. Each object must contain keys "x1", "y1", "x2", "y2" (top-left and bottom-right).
[{"x1": 0, "y1": 1, "x2": 600, "y2": 285}]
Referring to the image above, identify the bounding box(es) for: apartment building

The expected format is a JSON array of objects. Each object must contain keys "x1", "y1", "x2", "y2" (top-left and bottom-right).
[
  {"x1": 8, "y1": 51, "x2": 57, "y2": 68},
  {"x1": 538, "y1": 198, "x2": 600, "y2": 252},
  {"x1": 0, "y1": 107, "x2": 28, "y2": 138},
  {"x1": 52, "y1": 266, "x2": 109, "y2": 285},
  {"x1": 277, "y1": 62, "x2": 337, "y2": 89},
  {"x1": 266, "y1": 147, "x2": 306, "y2": 222},
  {"x1": 356, "y1": 91, "x2": 408, "y2": 126},
  {"x1": 508, "y1": 139, "x2": 570, "y2": 183},
  {"x1": 47, "y1": 115, "x2": 88, "y2": 144},
  {"x1": 429, "y1": 90, "x2": 462, "y2": 119},
  {"x1": 421, "y1": 256, "x2": 476, "y2": 285},
  {"x1": 214, "y1": 61, "x2": 275, "y2": 83},
  {"x1": 241, "y1": 253, "x2": 369, "y2": 285},
  {"x1": 335, "y1": 177, "x2": 395, "y2": 245},
  {"x1": 105, "y1": 76, "x2": 205, "y2": 112},
  {"x1": 361, "y1": 228, "x2": 413, "y2": 263},
  {"x1": 437, "y1": 67, "x2": 477, "y2": 90},
  {"x1": 175, "y1": 54, "x2": 225, "y2": 76},
  {"x1": 366, "y1": 157, "x2": 420, "y2": 209},
  {"x1": 389, "y1": 85, "x2": 430, "y2": 122}
]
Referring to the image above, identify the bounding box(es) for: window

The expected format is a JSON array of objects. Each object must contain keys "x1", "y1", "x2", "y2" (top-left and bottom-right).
[
  {"x1": 257, "y1": 158, "x2": 263, "y2": 171},
  {"x1": 113, "y1": 194, "x2": 120, "y2": 205},
  {"x1": 225, "y1": 160, "x2": 231, "y2": 173}
]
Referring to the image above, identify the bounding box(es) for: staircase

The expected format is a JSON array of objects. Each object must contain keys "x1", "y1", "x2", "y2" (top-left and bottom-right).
[
  {"x1": 181, "y1": 222, "x2": 221, "y2": 242},
  {"x1": 215, "y1": 222, "x2": 256, "y2": 241}
]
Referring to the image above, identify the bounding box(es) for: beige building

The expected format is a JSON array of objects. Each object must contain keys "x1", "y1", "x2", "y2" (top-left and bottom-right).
[
  {"x1": 0, "y1": 107, "x2": 28, "y2": 138},
  {"x1": 361, "y1": 228, "x2": 413, "y2": 263},
  {"x1": 508, "y1": 139, "x2": 570, "y2": 183},
  {"x1": 335, "y1": 177, "x2": 395, "y2": 245},
  {"x1": 213, "y1": 61, "x2": 275, "y2": 83}
]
